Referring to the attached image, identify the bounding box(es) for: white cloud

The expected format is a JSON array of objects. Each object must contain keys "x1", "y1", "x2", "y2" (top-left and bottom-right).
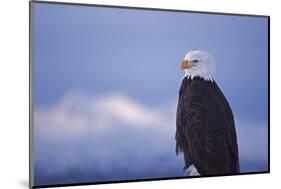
[
  {"x1": 94, "y1": 94, "x2": 163, "y2": 126},
  {"x1": 34, "y1": 91, "x2": 175, "y2": 138}
]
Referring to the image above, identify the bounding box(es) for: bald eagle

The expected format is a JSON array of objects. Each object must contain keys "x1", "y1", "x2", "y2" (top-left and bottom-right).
[{"x1": 175, "y1": 50, "x2": 240, "y2": 176}]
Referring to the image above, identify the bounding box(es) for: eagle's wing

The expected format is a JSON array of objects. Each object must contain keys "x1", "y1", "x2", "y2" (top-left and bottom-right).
[{"x1": 176, "y1": 79, "x2": 239, "y2": 175}]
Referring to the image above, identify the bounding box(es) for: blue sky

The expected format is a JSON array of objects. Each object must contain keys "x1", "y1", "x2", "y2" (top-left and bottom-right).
[{"x1": 32, "y1": 2, "x2": 268, "y2": 186}]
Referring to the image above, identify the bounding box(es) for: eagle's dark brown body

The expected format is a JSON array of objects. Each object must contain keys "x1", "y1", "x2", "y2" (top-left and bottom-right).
[{"x1": 176, "y1": 76, "x2": 240, "y2": 175}]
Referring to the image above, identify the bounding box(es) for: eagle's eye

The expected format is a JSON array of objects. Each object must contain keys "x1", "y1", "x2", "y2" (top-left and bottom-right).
[{"x1": 193, "y1": 59, "x2": 199, "y2": 63}]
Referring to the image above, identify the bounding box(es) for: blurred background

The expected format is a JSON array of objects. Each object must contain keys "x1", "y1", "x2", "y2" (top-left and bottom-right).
[{"x1": 32, "y1": 2, "x2": 268, "y2": 186}]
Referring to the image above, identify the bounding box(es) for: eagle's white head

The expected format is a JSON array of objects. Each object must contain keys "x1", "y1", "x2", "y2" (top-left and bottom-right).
[{"x1": 180, "y1": 50, "x2": 216, "y2": 82}]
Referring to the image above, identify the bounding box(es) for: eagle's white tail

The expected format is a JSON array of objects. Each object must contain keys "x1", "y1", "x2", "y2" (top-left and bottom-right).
[{"x1": 185, "y1": 164, "x2": 200, "y2": 176}]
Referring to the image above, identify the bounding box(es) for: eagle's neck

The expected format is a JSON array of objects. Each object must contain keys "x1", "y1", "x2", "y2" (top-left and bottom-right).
[{"x1": 184, "y1": 63, "x2": 215, "y2": 82}]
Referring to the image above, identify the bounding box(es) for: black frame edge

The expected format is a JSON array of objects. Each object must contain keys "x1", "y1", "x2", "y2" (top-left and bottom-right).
[
  {"x1": 29, "y1": 1, "x2": 34, "y2": 188},
  {"x1": 267, "y1": 16, "x2": 270, "y2": 173},
  {"x1": 31, "y1": 0, "x2": 269, "y2": 18},
  {"x1": 32, "y1": 171, "x2": 270, "y2": 189}
]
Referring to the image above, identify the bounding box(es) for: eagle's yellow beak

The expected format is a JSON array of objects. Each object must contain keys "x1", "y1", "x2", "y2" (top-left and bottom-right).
[{"x1": 180, "y1": 60, "x2": 189, "y2": 70}]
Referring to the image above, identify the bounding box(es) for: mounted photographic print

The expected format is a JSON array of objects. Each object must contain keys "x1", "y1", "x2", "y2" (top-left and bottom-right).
[{"x1": 29, "y1": 1, "x2": 270, "y2": 188}]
